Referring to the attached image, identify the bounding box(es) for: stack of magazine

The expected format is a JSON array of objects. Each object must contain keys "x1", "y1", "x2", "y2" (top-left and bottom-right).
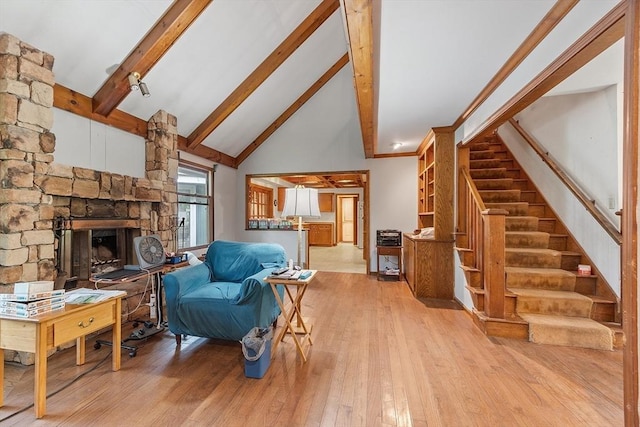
[{"x1": 0, "y1": 281, "x2": 65, "y2": 318}]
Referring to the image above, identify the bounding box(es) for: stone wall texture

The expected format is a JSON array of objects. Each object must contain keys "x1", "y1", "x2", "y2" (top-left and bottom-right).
[
  {"x1": 0, "y1": 33, "x2": 56, "y2": 285},
  {"x1": 0, "y1": 31, "x2": 178, "y2": 285}
]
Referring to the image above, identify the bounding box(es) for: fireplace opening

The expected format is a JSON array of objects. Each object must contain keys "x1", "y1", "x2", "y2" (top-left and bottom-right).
[
  {"x1": 56, "y1": 218, "x2": 142, "y2": 288},
  {"x1": 91, "y1": 229, "x2": 121, "y2": 272}
]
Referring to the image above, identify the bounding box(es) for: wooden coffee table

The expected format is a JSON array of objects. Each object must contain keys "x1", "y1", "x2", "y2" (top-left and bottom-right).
[{"x1": 0, "y1": 292, "x2": 125, "y2": 418}]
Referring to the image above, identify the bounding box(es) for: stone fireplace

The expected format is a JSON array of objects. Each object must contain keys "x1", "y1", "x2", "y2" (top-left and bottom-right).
[
  {"x1": 0, "y1": 32, "x2": 179, "y2": 288},
  {"x1": 0, "y1": 32, "x2": 184, "y2": 365}
]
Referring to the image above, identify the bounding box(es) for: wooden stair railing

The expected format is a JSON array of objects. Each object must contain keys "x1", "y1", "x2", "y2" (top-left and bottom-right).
[
  {"x1": 458, "y1": 162, "x2": 508, "y2": 319},
  {"x1": 508, "y1": 118, "x2": 622, "y2": 245}
]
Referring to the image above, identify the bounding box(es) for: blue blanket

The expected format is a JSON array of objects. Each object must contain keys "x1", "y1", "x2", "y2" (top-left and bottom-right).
[{"x1": 164, "y1": 240, "x2": 287, "y2": 341}]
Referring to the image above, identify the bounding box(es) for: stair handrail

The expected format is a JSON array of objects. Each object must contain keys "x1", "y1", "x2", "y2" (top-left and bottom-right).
[
  {"x1": 460, "y1": 166, "x2": 487, "y2": 212},
  {"x1": 459, "y1": 165, "x2": 507, "y2": 319},
  {"x1": 508, "y1": 118, "x2": 622, "y2": 245}
]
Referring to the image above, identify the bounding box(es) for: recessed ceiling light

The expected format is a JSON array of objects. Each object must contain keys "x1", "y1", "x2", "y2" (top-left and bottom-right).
[{"x1": 391, "y1": 142, "x2": 403, "y2": 150}]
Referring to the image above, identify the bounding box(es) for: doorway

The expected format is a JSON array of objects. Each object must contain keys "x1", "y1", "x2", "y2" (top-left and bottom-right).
[
  {"x1": 336, "y1": 194, "x2": 359, "y2": 246},
  {"x1": 246, "y1": 171, "x2": 370, "y2": 274}
]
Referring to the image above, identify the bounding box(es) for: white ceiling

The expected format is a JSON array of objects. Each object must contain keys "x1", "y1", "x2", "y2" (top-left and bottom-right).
[
  {"x1": 377, "y1": 0, "x2": 555, "y2": 151},
  {"x1": 0, "y1": 0, "x2": 619, "y2": 160}
]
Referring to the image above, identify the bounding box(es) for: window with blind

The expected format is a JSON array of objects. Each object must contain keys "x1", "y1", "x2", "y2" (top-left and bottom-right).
[{"x1": 177, "y1": 163, "x2": 212, "y2": 250}]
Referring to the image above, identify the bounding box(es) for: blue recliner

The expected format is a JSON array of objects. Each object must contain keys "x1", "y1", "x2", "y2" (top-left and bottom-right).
[{"x1": 163, "y1": 240, "x2": 287, "y2": 343}]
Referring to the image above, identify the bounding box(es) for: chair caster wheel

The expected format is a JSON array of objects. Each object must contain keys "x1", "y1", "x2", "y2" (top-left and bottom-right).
[
  {"x1": 94, "y1": 342, "x2": 101, "y2": 350},
  {"x1": 129, "y1": 351, "x2": 137, "y2": 357}
]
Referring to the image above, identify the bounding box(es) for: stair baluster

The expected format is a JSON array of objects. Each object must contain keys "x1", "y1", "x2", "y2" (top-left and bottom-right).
[{"x1": 459, "y1": 165, "x2": 507, "y2": 319}]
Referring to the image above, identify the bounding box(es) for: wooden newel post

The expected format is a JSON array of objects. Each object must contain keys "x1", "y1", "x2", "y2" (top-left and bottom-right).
[{"x1": 482, "y1": 209, "x2": 507, "y2": 319}]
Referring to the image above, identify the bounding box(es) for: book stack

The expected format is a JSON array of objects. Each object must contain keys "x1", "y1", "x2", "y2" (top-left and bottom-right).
[{"x1": 0, "y1": 281, "x2": 65, "y2": 318}]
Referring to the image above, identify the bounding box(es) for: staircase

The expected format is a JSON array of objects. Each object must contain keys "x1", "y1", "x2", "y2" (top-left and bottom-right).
[{"x1": 458, "y1": 135, "x2": 620, "y2": 351}]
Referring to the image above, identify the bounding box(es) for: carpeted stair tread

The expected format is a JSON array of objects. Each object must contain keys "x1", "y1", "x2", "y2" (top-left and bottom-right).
[
  {"x1": 485, "y1": 202, "x2": 529, "y2": 215},
  {"x1": 473, "y1": 178, "x2": 514, "y2": 190},
  {"x1": 470, "y1": 150, "x2": 495, "y2": 160},
  {"x1": 510, "y1": 288, "x2": 593, "y2": 317},
  {"x1": 470, "y1": 142, "x2": 491, "y2": 151},
  {"x1": 470, "y1": 159, "x2": 503, "y2": 169},
  {"x1": 470, "y1": 168, "x2": 507, "y2": 179},
  {"x1": 520, "y1": 313, "x2": 613, "y2": 351},
  {"x1": 505, "y1": 231, "x2": 550, "y2": 248},
  {"x1": 505, "y1": 266, "x2": 576, "y2": 291},
  {"x1": 505, "y1": 216, "x2": 539, "y2": 231},
  {"x1": 479, "y1": 189, "x2": 521, "y2": 203},
  {"x1": 506, "y1": 247, "x2": 562, "y2": 268}
]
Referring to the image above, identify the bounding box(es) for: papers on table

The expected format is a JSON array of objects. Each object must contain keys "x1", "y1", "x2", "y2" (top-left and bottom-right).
[{"x1": 65, "y1": 288, "x2": 126, "y2": 304}]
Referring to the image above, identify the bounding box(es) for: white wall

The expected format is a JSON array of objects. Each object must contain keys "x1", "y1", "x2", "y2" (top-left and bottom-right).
[
  {"x1": 499, "y1": 122, "x2": 620, "y2": 296},
  {"x1": 237, "y1": 68, "x2": 417, "y2": 271},
  {"x1": 515, "y1": 86, "x2": 621, "y2": 226},
  {"x1": 457, "y1": 0, "x2": 619, "y2": 143},
  {"x1": 52, "y1": 108, "x2": 146, "y2": 177},
  {"x1": 367, "y1": 157, "x2": 417, "y2": 270}
]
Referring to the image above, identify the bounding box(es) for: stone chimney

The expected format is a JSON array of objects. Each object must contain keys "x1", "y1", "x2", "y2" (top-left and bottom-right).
[{"x1": 0, "y1": 32, "x2": 56, "y2": 285}]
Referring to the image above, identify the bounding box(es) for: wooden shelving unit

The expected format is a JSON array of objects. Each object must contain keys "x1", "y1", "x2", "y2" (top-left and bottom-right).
[
  {"x1": 418, "y1": 141, "x2": 436, "y2": 228},
  {"x1": 406, "y1": 127, "x2": 455, "y2": 298},
  {"x1": 415, "y1": 127, "x2": 454, "y2": 239}
]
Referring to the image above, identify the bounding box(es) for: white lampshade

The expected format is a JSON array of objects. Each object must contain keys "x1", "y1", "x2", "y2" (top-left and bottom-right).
[{"x1": 282, "y1": 187, "x2": 320, "y2": 218}]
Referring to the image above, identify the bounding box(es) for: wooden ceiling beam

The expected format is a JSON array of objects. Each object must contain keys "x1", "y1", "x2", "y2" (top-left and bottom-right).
[
  {"x1": 54, "y1": 84, "x2": 237, "y2": 169},
  {"x1": 343, "y1": 0, "x2": 376, "y2": 158},
  {"x1": 92, "y1": 0, "x2": 213, "y2": 117},
  {"x1": 461, "y1": 1, "x2": 627, "y2": 144},
  {"x1": 452, "y1": 0, "x2": 579, "y2": 130},
  {"x1": 317, "y1": 176, "x2": 337, "y2": 188},
  {"x1": 177, "y1": 136, "x2": 237, "y2": 168},
  {"x1": 187, "y1": 0, "x2": 340, "y2": 149},
  {"x1": 236, "y1": 53, "x2": 349, "y2": 166},
  {"x1": 54, "y1": 84, "x2": 148, "y2": 137}
]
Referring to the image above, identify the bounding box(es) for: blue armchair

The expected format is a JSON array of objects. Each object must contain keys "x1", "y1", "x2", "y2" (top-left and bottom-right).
[{"x1": 163, "y1": 240, "x2": 287, "y2": 343}]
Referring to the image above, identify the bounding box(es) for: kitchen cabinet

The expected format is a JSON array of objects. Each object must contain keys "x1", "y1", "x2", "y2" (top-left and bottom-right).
[
  {"x1": 319, "y1": 193, "x2": 334, "y2": 212},
  {"x1": 307, "y1": 222, "x2": 334, "y2": 246}
]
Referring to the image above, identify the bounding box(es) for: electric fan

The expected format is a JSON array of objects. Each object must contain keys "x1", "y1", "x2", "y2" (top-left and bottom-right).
[{"x1": 133, "y1": 235, "x2": 165, "y2": 269}]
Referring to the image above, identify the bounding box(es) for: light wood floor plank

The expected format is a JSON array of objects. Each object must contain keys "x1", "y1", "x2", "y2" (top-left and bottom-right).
[{"x1": 0, "y1": 272, "x2": 622, "y2": 426}]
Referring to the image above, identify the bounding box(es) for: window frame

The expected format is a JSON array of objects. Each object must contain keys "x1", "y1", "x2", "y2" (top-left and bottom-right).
[
  {"x1": 176, "y1": 160, "x2": 213, "y2": 251},
  {"x1": 248, "y1": 183, "x2": 274, "y2": 220}
]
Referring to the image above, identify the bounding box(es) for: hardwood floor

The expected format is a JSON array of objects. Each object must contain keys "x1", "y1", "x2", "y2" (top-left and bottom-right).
[
  {"x1": 0, "y1": 272, "x2": 623, "y2": 426},
  {"x1": 309, "y1": 243, "x2": 366, "y2": 273}
]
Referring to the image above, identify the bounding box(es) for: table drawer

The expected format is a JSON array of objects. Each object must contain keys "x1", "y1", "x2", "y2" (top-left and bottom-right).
[{"x1": 53, "y1": 302, "x2": 115, "y2": 346}]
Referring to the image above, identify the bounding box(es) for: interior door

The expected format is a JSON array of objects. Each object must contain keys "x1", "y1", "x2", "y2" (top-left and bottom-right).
[{"x1": 340, "y1": 196, "x2": 355, "y2": 243}]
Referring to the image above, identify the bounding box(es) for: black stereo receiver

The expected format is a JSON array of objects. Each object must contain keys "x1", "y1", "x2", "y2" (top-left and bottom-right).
[{"x1": 377, "y1": 229, "x2": 402, "y2": 246}]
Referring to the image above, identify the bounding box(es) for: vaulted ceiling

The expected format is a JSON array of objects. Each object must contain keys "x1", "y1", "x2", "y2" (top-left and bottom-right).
[{"x1": 0, "y1": 0, "x2": 613, "y2": 170}]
